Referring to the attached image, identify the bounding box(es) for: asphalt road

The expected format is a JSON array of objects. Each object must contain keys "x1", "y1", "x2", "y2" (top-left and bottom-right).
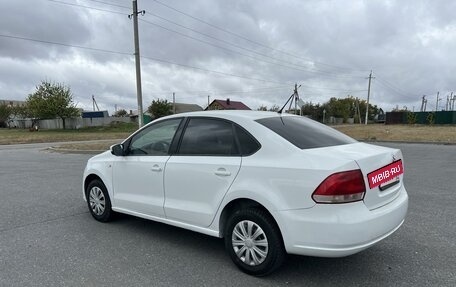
[{"x1": 0, "y1": 142, "x2": 455, "y2": 286}]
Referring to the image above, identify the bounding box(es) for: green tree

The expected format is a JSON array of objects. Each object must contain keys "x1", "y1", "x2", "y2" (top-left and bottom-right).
[
  {"x1": 324, "y1": 96, "x2": 378, "y2": 123},
  {"x1": 26, "y1": 81, "x2": 80, "y2": 129},
  {"x1": 147, "y1": 99, "x2": 172, "y2": 119},
  {"x1": 257, "y1": 105, "x2": 268, "y2": 111},
  {"x1": 0, "y1": 104, "x2": 12, "y2": 127},
  {"x1": 301, "y1": 102, "x2": 325, "y2": 121},
  {"x1": 113, "y1": 109, "x2": 128, "y2": 117},
  {"x1": 269, "y1": 105, "x2": 280, "y2": 112},
  {"x1": 426, "y1": 112, "x2": 435, "y2": 125},
  {"x1": 407, "y1": 112, "x2": 417, "y2": 125},
  {"x1": 11, "y1": 105, "x2": 30, "y2": 119}
]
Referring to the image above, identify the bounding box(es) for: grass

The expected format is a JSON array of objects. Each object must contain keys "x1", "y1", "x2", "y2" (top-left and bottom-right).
[
  {"x1": 0, "y1": 122, "x2": 137, "y2": 145},
  {"x1": 333, "y1": 124, "x2": 456, "y2": 144}
]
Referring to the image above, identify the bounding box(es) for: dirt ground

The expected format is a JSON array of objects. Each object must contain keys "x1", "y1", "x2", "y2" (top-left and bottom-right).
[{"x1": 334, "y1": 124, "x2": 455, "y2": 144}]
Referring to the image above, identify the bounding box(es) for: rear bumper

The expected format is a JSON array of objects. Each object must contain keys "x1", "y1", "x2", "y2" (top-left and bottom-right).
[{"x1": 274, "y1": 186, "x2": 408, "y2": 257}]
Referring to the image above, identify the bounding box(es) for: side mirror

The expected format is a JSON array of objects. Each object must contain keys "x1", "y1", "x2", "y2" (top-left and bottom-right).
[{"x1": 110, "y1": 144, "x2": 125, "y2": 156}]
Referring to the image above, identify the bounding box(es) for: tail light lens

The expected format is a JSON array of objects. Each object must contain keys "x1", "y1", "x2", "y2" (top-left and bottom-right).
[{"x1": 312, "y1": 170, "x2": 366, "y2": 204}]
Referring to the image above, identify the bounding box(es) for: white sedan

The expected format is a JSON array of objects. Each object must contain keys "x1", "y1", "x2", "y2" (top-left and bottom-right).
[{"x1": 82, "y1": 110, "x2": 408, "y2": 276}]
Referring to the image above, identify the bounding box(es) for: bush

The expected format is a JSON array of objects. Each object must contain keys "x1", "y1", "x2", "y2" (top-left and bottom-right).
[{"x1": 407, "y1": 112, "x2": 417, "y2": 124}]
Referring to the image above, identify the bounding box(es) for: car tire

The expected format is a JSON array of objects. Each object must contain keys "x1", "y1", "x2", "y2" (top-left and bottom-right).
[
  {"x1": 224, "y1": 208, "x2": 285, "y2": 276},
  {"x1": 86, "y1": 179, "x2": 114, "y2": 222}
]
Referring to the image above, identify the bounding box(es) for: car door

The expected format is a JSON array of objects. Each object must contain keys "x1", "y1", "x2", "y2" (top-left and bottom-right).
[
  {"x1": 112, "y1": 118, "x2": 182, "y2": 217},
  {"x1": 164, "y1": 117, "x2": 241, "y2": 227}
]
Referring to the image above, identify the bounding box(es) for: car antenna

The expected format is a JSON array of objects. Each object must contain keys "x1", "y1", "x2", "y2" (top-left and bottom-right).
[{"x1": 278, "y1": 83, "x2": 301, "y2": 114}]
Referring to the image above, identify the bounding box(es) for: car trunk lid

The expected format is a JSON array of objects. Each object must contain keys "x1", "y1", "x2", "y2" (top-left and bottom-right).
[{"x1": 305, "y1": 142, "x2": 404, "y2": 210}]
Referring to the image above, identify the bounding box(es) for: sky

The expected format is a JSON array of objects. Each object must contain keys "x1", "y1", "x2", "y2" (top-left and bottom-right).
[{"x1": 0, "y1": 0, "x2": 455, "y2": 114}]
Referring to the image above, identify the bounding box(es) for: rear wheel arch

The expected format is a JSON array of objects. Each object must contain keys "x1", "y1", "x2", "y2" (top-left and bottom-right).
[
  {"x1": 219, "y1": 198, "x2": 283, "y2": 240},
  {"x1": 221, "y1": 199, "x2": 286, "y2": 275}
]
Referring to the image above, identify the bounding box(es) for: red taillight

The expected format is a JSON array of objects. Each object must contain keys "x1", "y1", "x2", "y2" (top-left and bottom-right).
[{"x1": 312, "y1": 170, "x2": 366, "y2": 204}]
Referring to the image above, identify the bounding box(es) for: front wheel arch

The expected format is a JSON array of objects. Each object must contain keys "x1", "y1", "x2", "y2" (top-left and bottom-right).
[{"x1": 84, "y1": 174, "x2": 102, "y2": 199}]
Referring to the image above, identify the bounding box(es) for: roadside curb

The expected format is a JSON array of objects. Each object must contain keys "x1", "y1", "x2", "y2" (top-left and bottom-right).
[
  {"x1": 45, "y1": 146, "x2": 105, "y2": 155},
  {"x1": 361, "y1": 140, "x2": 456, "y2": 146}
]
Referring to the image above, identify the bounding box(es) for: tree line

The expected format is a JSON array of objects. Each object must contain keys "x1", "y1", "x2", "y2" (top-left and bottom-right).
[
  {"x1": 0, "y1": 80, "x2": 175, "y2": 129},
  {"x1": 259, "y1": 96, "x2": 379, "y2": 123},
  {"x1": 1, "y1": 81, "x2": 381, "y2": 129},
  {"x1": 1, "y1": 81, "x2": 79, "y2": 129}
]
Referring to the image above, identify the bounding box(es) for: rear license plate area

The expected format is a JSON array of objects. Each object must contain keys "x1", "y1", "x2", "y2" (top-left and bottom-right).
[{"x1": 367, "y1": 160, "x2": 403, "y2": 189}]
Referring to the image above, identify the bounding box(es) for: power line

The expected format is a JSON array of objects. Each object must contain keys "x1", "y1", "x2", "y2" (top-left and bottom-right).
[
  {"x1": 0, "y1": 34, "x2": 132, "y2": 55},
  {"x1": 47, "y1": 0, "x2": 127, "y2": 15},
  {"x1": 144, "y1": 85, "x2": 291, "y2": 96},
  {"x1": 140, "y1": 55, "x2": 288, "y2": 85},
  {"x1": 3, "y1": 37, "x2": 364, "y2": 91},
  {"x1": 299, "y1": 85, "x2": 367, "y2": 92},
  {"x1": 81, "y1": 0, "x2": 130, "y2": 9},
  {"x1": 151, "y1": 0, "x2": 367, "y2": 72},
  {"x1": 140, "y1": 17, "x2": 363, "y2": 78},
  {"x1": 48, "y1": 0, "x2": 363, "y2": 79},
  {"x1": 375, "y1": 75, "x2": 411, "y2": 97},
  {"x1": 139, "y1": 19, "x2": 358, "y2": 78},
  {"x1": 0, "y1": 33, "x2": 288, "y2": 84}
]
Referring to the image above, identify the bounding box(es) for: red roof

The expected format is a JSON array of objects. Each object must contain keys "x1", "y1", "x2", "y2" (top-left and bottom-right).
[{"x1": 207, "y1": 99, "x2": 251, "y2": 110}]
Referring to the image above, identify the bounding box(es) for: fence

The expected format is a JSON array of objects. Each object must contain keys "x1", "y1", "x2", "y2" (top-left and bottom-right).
[
  {"x1": 12, "y1": 117, "x2": 133, "y2": 129},
  {"x1": 385, "y1": 111, "x2": 456, "y2": 124}
]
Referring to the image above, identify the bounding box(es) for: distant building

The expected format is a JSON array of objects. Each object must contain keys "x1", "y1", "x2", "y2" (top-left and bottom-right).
[
  {"x1": 174, "y1": 103, "x2": 203, "y2": 114},
  {"x1": 82, "y1": 111, "x2": 109, "y2": 118},
  {"x1": 205, "y1": 98, "x2": 251, "y2": 110},
  {"x1": 0, "y1": 99, "x2": 26, "y2": 107}
]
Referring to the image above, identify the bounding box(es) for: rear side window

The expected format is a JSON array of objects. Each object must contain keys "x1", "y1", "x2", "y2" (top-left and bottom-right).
[
  {"x1": 256, "y1": 116, "x2": 356, "y2": 149},
  {"x1": 234, "y1": 125, "x2": 260, "y2": 156},
  {"x1": 178, "y1": 118, "x2": 238, "y2": 156}
]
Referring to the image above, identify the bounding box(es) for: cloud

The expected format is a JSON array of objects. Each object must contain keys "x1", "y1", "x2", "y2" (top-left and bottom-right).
[{"x1": 0, "y1": 0, "x2": 455, "y2": 114}]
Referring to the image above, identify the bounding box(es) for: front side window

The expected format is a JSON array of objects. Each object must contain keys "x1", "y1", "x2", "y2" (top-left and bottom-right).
[
  {"x1": 127, "y1": 118, "x2": 182, "y2": 155},
  {"x1": 178, "y1": 118, "x2": 238, "y2": 156}
]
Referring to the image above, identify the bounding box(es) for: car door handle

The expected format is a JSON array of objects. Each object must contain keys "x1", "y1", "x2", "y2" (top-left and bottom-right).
[
  {"x1": 215, "y1": 168, "x2": 231, "y2": 176},
  {"x1": 151, "y1": 164, "x2": 162, "y2": 172}
]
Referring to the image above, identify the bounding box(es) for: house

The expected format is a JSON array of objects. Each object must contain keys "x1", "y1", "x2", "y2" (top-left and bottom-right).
[
  {"x1": 173, "y1": 103, "x2": 203, "y2": 114},
  {"x1": 205, "y1": 98, "x2": 251, "y2": 110}
]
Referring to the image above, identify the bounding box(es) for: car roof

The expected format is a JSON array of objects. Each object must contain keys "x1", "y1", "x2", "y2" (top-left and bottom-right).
[{"x1": 165, "y1": 110, "x2": 293, "y2": 121}]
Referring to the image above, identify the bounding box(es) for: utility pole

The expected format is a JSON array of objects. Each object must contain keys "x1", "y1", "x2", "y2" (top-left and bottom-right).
[
  {"x1": 129, "y1": 0, "x2": 145, "y2": 127},
  {"x1": 207, "y1": 95, "x2": 210, "y2": 108},
  {"x1": 172, "y1": 92, "x2": 176, "y2": 114},
  {"x1": 451, "y1": 92, "x2": 455, "y2": 110},
  {"x1": 435, "y1": 91, "x2": 440, "y2": 112},
  {"x1": 92, "y1": 95, "x2": 100, "y2": 111},
  {"x1": 365, "y1": 71, "x2": 374, "y2": 125},
  {"x1": 294, "y1": 83, "x2": 298, "y2": 115}
]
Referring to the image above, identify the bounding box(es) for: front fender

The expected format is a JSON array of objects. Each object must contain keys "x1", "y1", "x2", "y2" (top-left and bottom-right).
[{"x1": 82, "y1": 162, "x2": 114, "y2": 202}]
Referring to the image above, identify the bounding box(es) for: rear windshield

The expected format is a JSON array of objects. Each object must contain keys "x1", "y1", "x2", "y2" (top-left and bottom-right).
[{"x1": 256, "y1": 116, "x2": 356, "y2": 149}]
